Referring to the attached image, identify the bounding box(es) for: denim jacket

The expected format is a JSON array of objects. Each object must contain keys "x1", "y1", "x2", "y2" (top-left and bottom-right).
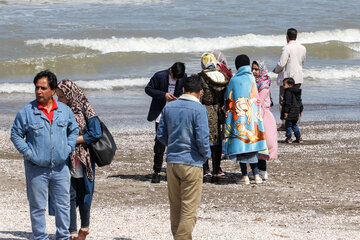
[
  {"x1": 157, "y1": 94, "x2": 211, "y2": 167},
  {"x1": 11, "y1": 100, "x2": 79, "y2": 168}
]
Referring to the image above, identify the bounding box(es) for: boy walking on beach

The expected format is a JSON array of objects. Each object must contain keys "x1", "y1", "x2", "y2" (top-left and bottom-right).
[
  {"x1": 157, "y1": 75, "x2": 211, "y2": 240},
  {"x1": 282, "y1": 77, "x2": 304, "y2": 143},
  {"x1": 145, "y1": 62, "x2": 187, "y2": 183}
]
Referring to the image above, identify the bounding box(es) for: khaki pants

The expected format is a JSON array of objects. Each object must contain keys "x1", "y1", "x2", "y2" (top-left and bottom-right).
[{"x1": 167, "y1": 163, "x2": 203, "y2": 240}]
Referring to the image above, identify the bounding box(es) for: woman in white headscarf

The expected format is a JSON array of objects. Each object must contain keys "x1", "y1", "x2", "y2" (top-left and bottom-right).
[{"x1": 198, "y1": 52, "x2": 230, "y2": 180}]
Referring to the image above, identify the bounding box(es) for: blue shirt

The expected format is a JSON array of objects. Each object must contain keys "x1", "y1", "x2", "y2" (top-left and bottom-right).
[
  {"x1": 157, "y1": 94, "x2": 211, "y2": 167},
  {"x1": 11, "y1": 99, "x2": 79, "y2": 168}
]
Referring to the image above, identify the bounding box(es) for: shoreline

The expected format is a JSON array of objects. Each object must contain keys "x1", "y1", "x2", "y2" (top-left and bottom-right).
[{"x1": 1, "y1": 121, "x2": 359, "y2": 239}]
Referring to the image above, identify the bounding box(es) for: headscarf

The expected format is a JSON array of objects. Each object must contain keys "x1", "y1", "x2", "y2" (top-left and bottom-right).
[
  {"x1": 253, "y1": 60, "x2": 271, "y2": 92},
  {"x1": 212, "y1": 50, "x2": 233, "y2": 79},
  {"x1": 211, "y1": 50, "x2": 228, "y2": 67},
  {"x1": 201, "y1": 52, "x2": 217, "y2": 70},
  {"x1": 57, "y1": 79, "x2": 97, "y2": 180}
]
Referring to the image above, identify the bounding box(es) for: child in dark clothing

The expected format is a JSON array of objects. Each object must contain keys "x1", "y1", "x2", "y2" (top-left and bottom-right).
[{"x1": 282, "y1": 78, "x2": 303, "y2": 143}]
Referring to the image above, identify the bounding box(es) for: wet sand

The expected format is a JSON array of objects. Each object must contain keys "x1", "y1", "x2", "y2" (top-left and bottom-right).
[{"x1": 0, "y1": 121, "x2": 359, "y2": 240}]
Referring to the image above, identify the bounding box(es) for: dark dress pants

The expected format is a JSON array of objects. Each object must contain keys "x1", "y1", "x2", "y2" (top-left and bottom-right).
[{"x1": 153, "y1": 122, "x2": 166, "y2": 173}]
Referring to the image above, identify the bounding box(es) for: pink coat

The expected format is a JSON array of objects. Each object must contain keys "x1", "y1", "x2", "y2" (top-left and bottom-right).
[{"x1": 259, "y1": 88, "x2": 278, "y2": 160}]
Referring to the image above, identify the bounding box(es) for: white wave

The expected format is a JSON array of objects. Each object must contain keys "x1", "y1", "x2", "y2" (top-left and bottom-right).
[
  {"x1": 1, "y1": 68, "x2": 359, "y2": 94},
  {"x1": 3, "y1": 53, "x2": 96, "y2": 71},
  {"x1": 0, "y1": 78, "x2": 149, "y2": 93},
  {"x1": 303, "y1": 67, "x2": 360, "y2": 80},
  {"x1": 4, "y1": 0, "x2": 170, "y2": 5},
  {"x1": 348, "y1": 43, "x2": 360, "y2": 53},
  {"x1": 26, "y1": 29, "x2": 360, "y2": 54},
  {"x1": 267, "y1": 67, "x2": 360, "y2": 81},
  {"x1": 76, "y1": 78, "x2": 149, "y2": 90}
]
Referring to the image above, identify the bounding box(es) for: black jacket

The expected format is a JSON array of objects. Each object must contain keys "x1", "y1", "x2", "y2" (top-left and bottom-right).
[
  {"x1": 145, "y1": 69, "x2": 186, "y2": 121},
  {"x1": 281, "y1": 87, "x2": 303, "y2": 121}
]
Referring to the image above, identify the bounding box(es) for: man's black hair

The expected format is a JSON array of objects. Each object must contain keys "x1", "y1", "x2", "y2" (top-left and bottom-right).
[
  {"x1": 287, "y1": 28, "x2": 297, "y2": 40},
  {"x1": 283, "y1": 77, "x2": 295, "y2": 86},
  {"x1": 33, "y1": 70, "x2": 58, "y2": 90},
  {"x1": 184, "y1": 74, "x2": 203, "y2": 93},
  {"x1": 170, "y1": 62, "x2": 186, "y2": 79},
  {"x1": 235, "y1": 54, "x2": 250, "y2": 70}
]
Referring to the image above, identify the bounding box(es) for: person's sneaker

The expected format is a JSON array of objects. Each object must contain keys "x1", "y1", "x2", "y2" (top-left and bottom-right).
[
  {"x1": 238, "y1": 176, "x2": 250, "y2": 185},
  {"x1": 151, "y1": 173, "x2": 160, "y2": 183},
  {"x1": 203, "y1": 171, "x2": 212, "y2": 177},
  {"x1": 294, "y1": 137, "x2": 303, "y2": 143},
  {"x1": 285, "y1": 137, "x2": 292, "y2": 143},
  {"x1": 248, "y1": 171, "x2": 255, "y2": 180},
  {"x1": 216, "y1": 170, "x2": 225, "y2": 176},
  {"x1": 259, "y1": 170, "x2": 268, "y2": 180},
  {"x1": 254, "y1": 175, "x2": 263, "y2": 184}
]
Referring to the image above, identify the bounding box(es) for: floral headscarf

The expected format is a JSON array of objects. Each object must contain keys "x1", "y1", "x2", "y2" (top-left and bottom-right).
[
  {"x1": 201, "y1": 52, "x2": 217, "y2": 70},
  {"x1": 57, "y1": 79, "x2": 97, "y2": 180},
  {"x1": 253, "y1": 60, "x2": 271, "y2": 92}
]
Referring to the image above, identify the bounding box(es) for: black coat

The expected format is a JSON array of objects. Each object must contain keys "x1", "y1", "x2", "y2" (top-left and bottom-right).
[
  {"x1": 145, "y1": 69, "x2": 186, "y2": 121},
  {"x1": 281, "y1": 87, "x2": 303, "y2": 121}
]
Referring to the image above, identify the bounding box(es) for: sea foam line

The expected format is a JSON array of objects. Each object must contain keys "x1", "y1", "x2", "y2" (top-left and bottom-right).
[
  {"x1": 0, "y1": 78, "x2": 149, "y2": 94},
  {"x1": 1, "y1": 67, "x2": 359, "y2": 94},
  {"x1": 26, "y1": 29, "x2": 360, "y2": 54}
]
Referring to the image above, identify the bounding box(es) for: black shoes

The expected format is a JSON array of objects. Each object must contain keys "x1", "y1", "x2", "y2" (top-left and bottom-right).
[{"x1": 151, "y1": 173, "x2": 161, "y2": 183}]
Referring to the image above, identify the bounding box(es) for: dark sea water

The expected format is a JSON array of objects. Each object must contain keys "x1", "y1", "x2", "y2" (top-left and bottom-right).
[{"x1": 0, "y1": 0, "x2": 360, "y2": 130}]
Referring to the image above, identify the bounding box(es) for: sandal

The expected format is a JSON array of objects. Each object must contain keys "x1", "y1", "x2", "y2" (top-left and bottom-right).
[{"x1": 78, "y1": 228, "x2": 89, "y2": 240}]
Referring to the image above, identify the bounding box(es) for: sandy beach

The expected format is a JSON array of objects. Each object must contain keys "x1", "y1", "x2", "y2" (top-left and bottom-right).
[{"x1": 0, "y1": 121, "x2": 360, "y2": 240}]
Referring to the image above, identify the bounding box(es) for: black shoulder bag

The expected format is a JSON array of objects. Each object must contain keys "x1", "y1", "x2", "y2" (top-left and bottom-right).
[{"x1": 83, "y1": 108, "x2": 117, "y2": 167}]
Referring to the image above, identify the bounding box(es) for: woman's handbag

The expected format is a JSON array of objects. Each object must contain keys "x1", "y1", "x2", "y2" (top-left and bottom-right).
[
  {"x1": 83, "y1": 107, "x2": 117, "y2": 167},
  {"x1": 89, "y1": 117, "x2": 117, "y2": 167}
]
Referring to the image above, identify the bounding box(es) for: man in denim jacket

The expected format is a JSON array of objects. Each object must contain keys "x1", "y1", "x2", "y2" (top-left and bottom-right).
[
  {"x1": 157, "y1": 75, "x2": 211, "y2": 240},
  {"x1": 11, "y1": 70, "x2": 79, "y2": 240}
]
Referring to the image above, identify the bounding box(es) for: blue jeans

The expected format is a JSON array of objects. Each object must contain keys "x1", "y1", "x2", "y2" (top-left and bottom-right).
[
  {"x1": 24, "y1": 160, "x2": 71, "y2": 240},
  {"x1": 240, "y1": 163, "x2": 259, "y2": 176},
  {"x1": 285, "y1": 120, "x2": 301, "y2": 139}
]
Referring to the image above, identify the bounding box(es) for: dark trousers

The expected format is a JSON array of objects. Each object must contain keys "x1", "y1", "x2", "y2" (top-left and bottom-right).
[
  {"x1": 240, "y1": 163, "x2": 259, "y2": 176},
  {"x1": 69, "y1": 177, "x2": 90, "y2": 234},
  {"x1": 258, "y1": 159, "x2": 267, "y2": 171},
  {"x1": 203, "y1": 144, "x2": 222, "y2": 174},
  {"x1": 153, "y1": 122, "x2": 166, "y2": 173}
]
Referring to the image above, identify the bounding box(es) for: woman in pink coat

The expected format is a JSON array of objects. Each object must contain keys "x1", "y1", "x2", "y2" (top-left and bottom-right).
[{"x1": 251, "y1": 60, "x2": 278, "y2": 180}]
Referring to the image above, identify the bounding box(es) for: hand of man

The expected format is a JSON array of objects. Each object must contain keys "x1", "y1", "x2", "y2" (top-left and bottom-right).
[
  {"x1": 165, "y1": 93, "x2": 177, "y2": 102},
  {"x1": 284, "y1": 113, "x2": 288, "y2": 118}
]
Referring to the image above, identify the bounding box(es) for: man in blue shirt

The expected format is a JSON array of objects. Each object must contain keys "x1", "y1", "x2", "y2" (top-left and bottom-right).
[
  {"x1": 145, "y1": 62, "x2": 187, "y2": 183},
  {"x1": 11, "y1": 70, "x2": 79, "y2": 240},
  {"x1": 157, "y1": 74, "x2": 211, "y2": 240}
]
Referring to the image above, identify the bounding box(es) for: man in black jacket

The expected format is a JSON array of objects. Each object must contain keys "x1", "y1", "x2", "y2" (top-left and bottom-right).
[
  {"x1": 145, "y1": 62, "x2": 186, "y2": 183},
  {"x1": 282, "y1": 77, "x2": 303, "y2": 144}
]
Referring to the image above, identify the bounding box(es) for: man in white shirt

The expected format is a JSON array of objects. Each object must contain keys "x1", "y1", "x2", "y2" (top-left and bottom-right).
[{"x1": 273, "y1": 28, "x2": 306, "y2": 130}]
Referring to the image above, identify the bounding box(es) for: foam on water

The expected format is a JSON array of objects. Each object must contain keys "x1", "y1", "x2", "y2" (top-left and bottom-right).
[
  {"x1": 1, "y1": 68, "x2": 359, "y2": 94},
  {"x1": 2, "y1": 0, "x2": 170, "y2": 5},
  {"x1": 26, "y1": 29, "x2": 360, "y2": 54},
  {"x1": 0, "y1": 78, "x2": 149, "y2": 93}
]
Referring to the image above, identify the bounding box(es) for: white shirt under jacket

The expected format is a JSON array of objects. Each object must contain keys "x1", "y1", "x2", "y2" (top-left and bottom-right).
[{"x1": 274, "y1": 40, "x2": 306, "y2": 86}]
